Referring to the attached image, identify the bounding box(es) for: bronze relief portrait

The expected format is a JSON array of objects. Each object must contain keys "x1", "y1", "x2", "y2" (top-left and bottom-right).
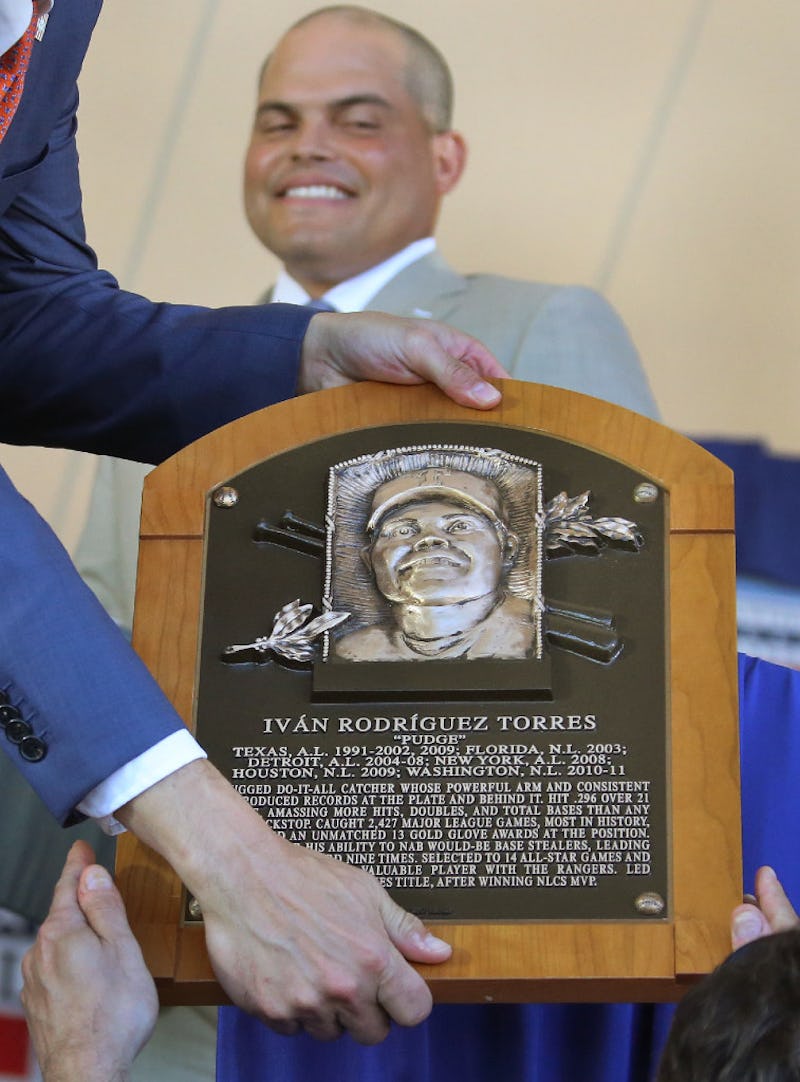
[{"x1": 323, "y1": 446, "x2": 544, "y2": 664}]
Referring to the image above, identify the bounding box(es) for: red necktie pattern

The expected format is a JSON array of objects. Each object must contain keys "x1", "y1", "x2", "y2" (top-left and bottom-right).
[{"x1": 0, "y1": 15, "x2": 36, "y2": 143}]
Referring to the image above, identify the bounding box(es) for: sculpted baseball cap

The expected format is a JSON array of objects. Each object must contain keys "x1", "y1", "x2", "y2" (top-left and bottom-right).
[{"x1": 366, "y1": 467, "x2": 507, "y2": 534}]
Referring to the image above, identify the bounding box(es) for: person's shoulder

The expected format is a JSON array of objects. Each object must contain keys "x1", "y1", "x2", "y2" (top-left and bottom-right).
[
  {"x1": 459, "y1": 271, "x2": 557, "y2": 305},
  {"x1": 462, "y1": 274, "x2": 612, "y2": 311},
  {"x1": 457, "y1": 274, "x2": 622, "y2": 327}
]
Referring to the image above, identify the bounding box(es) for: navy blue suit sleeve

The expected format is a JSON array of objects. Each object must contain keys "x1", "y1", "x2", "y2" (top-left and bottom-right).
[
  {"x1": 0, "y1": 468, "x2": 188, "y2": 822},
  {"x1": 0, "y1": 88, "x2": 313, "y2": 465}
]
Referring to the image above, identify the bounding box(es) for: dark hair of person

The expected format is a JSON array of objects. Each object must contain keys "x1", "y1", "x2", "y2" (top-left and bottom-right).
[{"x1": 657, "y1": 929, "x2": 800, "y2": 1082}]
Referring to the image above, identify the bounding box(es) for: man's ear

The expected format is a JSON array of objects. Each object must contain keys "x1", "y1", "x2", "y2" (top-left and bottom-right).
[
  {"x1": 431, "y1": 130, "x2": 467, "y2": 195},
  {"x1": 503, "y1": 530, "x2": 520, "y2": 565}
]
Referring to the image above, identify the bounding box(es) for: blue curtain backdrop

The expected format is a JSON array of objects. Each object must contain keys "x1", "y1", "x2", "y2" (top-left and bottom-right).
[{"x1": 697, "y1": 439, "x2": 800, "y2": 588}]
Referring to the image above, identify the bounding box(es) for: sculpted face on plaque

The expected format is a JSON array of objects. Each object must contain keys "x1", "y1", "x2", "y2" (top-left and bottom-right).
[
  {"x1": 323, "y1": 447, "x2": 547, "y2": 665},
  {"x1": 336, "y1": 467, "x2": 533, "y2": 661}
]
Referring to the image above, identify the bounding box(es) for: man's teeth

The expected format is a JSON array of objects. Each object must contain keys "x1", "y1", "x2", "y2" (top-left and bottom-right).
[{"x1": 285, "y1": 185, "x2": 347, "y2": 199}]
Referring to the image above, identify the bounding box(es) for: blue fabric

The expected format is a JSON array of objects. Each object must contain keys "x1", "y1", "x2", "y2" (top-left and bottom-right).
[
  {"x1": 217, "y1": 1002, "x2": 676, "y2": 1082},
  {"x1": 217, "y1": 654, "x2": 800, "y2": 1081},
  {"x1": 695, "y1": 440, "x2": 800, "y2": 589},
  {"x1": 739, "y1": 653, "x2": 800, "y2": 901}
]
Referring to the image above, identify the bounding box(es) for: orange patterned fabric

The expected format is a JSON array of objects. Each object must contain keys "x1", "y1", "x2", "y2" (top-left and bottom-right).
[{"x1": 0, "y1": 14, "x2": 36, "y2": 142}]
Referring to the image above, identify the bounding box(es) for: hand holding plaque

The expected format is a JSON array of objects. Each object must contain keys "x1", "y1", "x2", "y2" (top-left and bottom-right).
[
  {"x1": 118, "y1": 757, "x2": 450, "y2": 1043},
  {"x1": 298, "y1": 310, "x2": 506, "y2": 408}
]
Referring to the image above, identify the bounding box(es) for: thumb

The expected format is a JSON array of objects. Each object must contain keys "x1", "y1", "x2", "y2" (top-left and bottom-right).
[
  {"x1": 46, "y1": 840, "x2": 96, "y2": 925},
  {"x1": 76, "y1": 865, "x2": 132, "y2": 944},
  {"x1": 731, "y1": 902, "x2": 771, "y2": 951},
  {"x1": 380, "y1": 896, "x2": 452, "y2": 964},
  {"x1": 755, "y1": 865, "x2": 799, "y2": 933}
]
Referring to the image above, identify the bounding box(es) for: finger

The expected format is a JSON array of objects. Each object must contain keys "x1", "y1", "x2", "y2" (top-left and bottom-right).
[
  {"x1": 334, "y1": 1001, "x2": 392, "y2": 1046},
  {"x1": 423, "y1": 348, "x2": 502, "y2": 410},
  {"x1": 370, "y1": 899, "x2": 449, "y2": 1027},
  {"x1": 47, "y1": 841, "x2": 96, "y2": 921},
  {"x1": 76, "y1": 865, "x2": 135, "y2": 946},
  {"x1": 756, "y1": 865, "x2": 799, "y2": 933},
  {"x1": 297, "y1": 1015, "x2": 348, "y2": 1043},
  {"x1": 731, "y1": 903, "x2": 771, "y2": 950},
  {"x1": 375, "y1": 948, "x2": 433, "y2": 1029},
  {"x1": 449, "y1": 333, "x2": 510, "y2": 382},
  {"x1": 377, "y1": 321, "x2": 504, "y2": 409},
  {"x1": 380, "y1": 897, "x2": 451, "y2": 965}
]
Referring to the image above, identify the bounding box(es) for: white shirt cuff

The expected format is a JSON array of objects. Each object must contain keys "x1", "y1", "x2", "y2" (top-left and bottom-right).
[{"x1": 76, "y1": 730, "x2": 207, "y2": 835}]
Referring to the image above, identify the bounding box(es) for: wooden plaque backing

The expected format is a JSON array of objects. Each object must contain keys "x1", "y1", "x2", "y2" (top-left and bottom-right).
[{"x1": 118, "y1": 380, "x2": 739, "y2": 1005}]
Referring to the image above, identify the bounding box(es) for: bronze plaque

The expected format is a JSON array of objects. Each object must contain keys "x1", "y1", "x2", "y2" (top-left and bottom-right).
[{"x1": 194, "y1": 421, "x2": 667, "y2": 923}]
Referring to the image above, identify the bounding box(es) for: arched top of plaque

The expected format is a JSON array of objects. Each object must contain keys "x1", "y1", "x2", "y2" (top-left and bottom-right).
[{"x1": 139, "y1": 381, "x2": 732, "y2": 539}]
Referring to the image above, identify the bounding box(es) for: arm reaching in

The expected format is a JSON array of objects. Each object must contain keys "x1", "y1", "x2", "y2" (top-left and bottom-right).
[
  {"x1": 117, "y1": 759, "x2": 451, "y2": 1044},
  {"x1": 298, "y1": 311, "x2": 507, "y2": 408},
  {"x1": 731, "y1": 865, "x2": 799, "y2": 950},
  {"x1": 21, "y1": 842, "x2": 157, "y2": 1082}
]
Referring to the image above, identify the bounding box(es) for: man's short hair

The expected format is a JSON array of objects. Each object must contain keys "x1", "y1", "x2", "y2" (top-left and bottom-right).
[
  {"x1": 657, "y1": 929, "x2": 800, "y2": 1081},
  {"x1": 269, "y1": 5, "x2": 454, "y2": 132}
]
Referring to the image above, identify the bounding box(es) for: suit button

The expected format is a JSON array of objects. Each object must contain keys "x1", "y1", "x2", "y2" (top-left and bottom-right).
[
  {"x1": 0, "y1": 704, "x2": 21, "y2": 729},
  {"x1": 6, "y1": 718, "x2": 32, "y2": 744},
  {"x1": 20, "y1": 735, "x2": 47, "y2": 762}
]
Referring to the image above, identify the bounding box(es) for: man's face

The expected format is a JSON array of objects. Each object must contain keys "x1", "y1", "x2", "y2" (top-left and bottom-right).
[
  {"x1": 243, "y1": 15, "x2": 464, "y2": 294},
  {"x1": 368, "y1": 499, "x2": 507, "y2": 607}
]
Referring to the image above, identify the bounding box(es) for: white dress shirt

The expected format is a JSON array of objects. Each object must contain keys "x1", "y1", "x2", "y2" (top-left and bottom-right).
[{"x1": 272, "y1": 237, "x2": 436, "y2": 312}]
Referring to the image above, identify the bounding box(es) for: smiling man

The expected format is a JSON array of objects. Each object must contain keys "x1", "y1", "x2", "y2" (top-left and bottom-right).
[
  {"x1": 243, "y1": 6, "x2": 464, "y2": 301},
  {"x1": 242, "y1": 5, "x2": 657, "y2": 424}
]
